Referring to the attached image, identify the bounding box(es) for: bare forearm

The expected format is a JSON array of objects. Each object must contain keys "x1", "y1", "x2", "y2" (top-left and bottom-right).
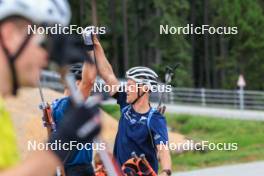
[
  {"x1": 94, "y1": 42, "x2": 115, "y2": 81},
  {"x1": 0, "y1": 150, "x2": 61, "y2": 176},
  {"x1": 79, "y1": 62, "x2": 97, "y2": 99},
  {"x1": 93, "y1": 36, "x2": 119, "y2": 95},
  {"x1": 158, "y1": 147, "x2": 172, "y2": 172}
]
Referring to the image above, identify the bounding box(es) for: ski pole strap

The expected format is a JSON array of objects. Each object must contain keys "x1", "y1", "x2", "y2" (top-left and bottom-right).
[{"x1": 147, "y1": 108, "x2": 157, "y2": 150}]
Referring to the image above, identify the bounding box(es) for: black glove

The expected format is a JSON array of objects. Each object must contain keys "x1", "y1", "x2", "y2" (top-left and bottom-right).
[
  {"x1": 48, "y1": 104, "x2": 101, "y2": 162},
  {"x1": 43, "y1": 34, "x2": 93, "y2": 66}
]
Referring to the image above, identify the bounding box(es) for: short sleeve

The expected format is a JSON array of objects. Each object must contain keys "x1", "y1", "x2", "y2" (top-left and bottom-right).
[
  {"x1": 150, "y1": 113, "x2": 169, "y2": 145},
  {"x1": 51, "y1": 97, "x2": 70, "y2": 125}
]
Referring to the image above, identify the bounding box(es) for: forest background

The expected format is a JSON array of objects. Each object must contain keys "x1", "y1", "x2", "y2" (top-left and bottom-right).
[{"x1": 70, "y1": 0, "x2": 264, "y2": 90}]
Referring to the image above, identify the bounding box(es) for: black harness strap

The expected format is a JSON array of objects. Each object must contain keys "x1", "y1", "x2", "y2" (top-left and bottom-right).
[
  {"x1": 0, "y1": 32, "x2": 33, "y2": 95},
  {"x1": 131, "y1": 86, "x2": 147, "y2": 105}
]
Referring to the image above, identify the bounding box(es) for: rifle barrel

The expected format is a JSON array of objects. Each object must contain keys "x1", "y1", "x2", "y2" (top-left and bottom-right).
[{"x1": 38, "y1": 82, "x2": 45, "y2": 104}]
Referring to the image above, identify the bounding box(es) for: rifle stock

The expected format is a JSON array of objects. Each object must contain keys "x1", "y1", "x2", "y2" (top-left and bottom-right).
[
  {"x1": 38, "y1": 83, "x2": 56, "y2": 133},
  {"x1": 40, "y1": 102, "x2": 56, "y2": 133}
]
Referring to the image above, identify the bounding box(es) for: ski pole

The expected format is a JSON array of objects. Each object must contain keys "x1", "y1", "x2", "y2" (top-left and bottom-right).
[
  {"x1": 157, "y1": 64, "x2": 180, "y2": 114},
  {"x1": 65, "y1": 72, "x2": 122, "y2": 176}
]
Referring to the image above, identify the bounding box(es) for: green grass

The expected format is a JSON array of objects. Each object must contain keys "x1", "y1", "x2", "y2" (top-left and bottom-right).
[
  {"x1": 101, "y1": 104, "x2": 121, "y2": 120},
  {"x1": 101, "y1": 105, "x2": 264, "y2": 171}
]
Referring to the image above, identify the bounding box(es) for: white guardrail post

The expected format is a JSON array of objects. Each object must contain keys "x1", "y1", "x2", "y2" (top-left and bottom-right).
[
  {"x1": 201, "y1": 88, "x2": 206, "y2": 106},
  {"x1": 239, "y1": 87, "x2": 245, "y2": 110}
]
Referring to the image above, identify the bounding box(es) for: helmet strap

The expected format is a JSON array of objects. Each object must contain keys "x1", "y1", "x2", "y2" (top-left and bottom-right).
[
  {"x1": 131, "y1": 87, "x2": 146, "y2": 105},
  {"x1": 0, "y1": 32, "x2": 33, "y2": 95}
]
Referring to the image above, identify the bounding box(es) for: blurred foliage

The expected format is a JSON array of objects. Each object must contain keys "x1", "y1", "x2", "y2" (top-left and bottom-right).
[
  {"x1": 69, "y1": 0, "x2": 264, "y2": 90},
  {"x1": 210, "y1": 0, "x2": 264, "y2": 89}
]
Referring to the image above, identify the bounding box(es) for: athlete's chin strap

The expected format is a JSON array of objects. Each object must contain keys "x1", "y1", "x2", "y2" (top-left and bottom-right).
[
  {"x1": 131, "y1": 85, "x2": 147, "y2": 105},
  {"x1": 0, "y1": 32, "x2": 33, "y2": 95}
]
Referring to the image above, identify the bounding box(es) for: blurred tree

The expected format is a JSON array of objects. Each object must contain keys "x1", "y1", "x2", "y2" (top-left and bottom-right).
[
  {"x1": 109, "y1": 0, "x2": 118, "y2": 72},
  {"x1": 80, "y1": 0, "x2": 84, "y2": 25},
  {"x1": 91, "y1": 0, "x2": 98, "y2": 26},
  {"x1": 211, "y1": 0, "x2": 264, "y2": 89},
  {"x1": 69, "y1": 0, "x2": 264, "y2": 90},
  {"x1": 122, "y1": 0, "x2": 129, "y2": 71},
  {"x1": 203, "y1": 0, "x2": 210, "y2": 88}
]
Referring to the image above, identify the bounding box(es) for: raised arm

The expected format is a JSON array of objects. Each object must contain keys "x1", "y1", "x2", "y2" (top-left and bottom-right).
[
  {"x1": 79, "y1": 59, "x2": 97, "y2": 100},
  {"x1": 93, "y1": 36, "x2": 120, "y2": 96}
]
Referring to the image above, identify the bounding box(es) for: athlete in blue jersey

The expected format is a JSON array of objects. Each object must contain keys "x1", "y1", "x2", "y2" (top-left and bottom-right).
[
  {"x1": 92, "y1": 36, "x2": 172, "y2": 176},
  {"x1": 51, "y1": 62, "x2": 97, "y2": 176}
]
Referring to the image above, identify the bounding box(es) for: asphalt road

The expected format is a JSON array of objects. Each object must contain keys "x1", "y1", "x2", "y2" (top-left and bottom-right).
[
  {"x1": 172, "y1": 161, "x2": 264, "y2": 176},
  {"x1": 160, "y1": 104, "x2": 264, "y2": 121}
]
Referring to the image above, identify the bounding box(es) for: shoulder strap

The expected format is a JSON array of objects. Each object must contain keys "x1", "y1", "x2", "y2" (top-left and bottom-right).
[{"x1": 147, "y1": 108, "x2": 157, "y2": 150}]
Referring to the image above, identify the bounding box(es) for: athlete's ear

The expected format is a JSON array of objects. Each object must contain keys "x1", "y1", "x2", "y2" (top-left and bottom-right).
[
  {"x1": 75, "y1": 80, "x2": 81, "y2": 87},
  {"x1": 142, "y1": 84, "x2": 150, "y2": 93}
]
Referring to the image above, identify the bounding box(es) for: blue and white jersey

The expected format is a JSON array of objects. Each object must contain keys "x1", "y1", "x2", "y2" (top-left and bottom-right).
[
  {"x1": 113, "y1": 91, "x2": 169, "y2": 173},
  {"x1": 51, "y1": 96, "x2": 93, "y2": 167}
]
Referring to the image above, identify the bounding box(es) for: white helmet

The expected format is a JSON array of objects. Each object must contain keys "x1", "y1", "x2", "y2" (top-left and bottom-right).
[
  {"x1": 0, "y1": 0, "x2": 71, "y2": 26},
  {"x1": 126, "y1": 66, "x2": 158, "y2": 87}
]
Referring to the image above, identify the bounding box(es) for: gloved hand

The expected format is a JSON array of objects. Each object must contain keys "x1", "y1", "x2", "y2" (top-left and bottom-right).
[
  {"x1": 82, "y1": 26, "x2": 94, "y2": 51},
  {"x1": 43, "y1": 34, "x2": 93, "y2": 66},
  {"x1": 48, "y1": 103, "x2": 101, "y2": 162}
]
